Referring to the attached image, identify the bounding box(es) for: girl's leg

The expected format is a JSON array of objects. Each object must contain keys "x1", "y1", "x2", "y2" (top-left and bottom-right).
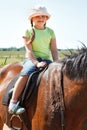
[
  {"x1": 8, "y1": 75, "x2": 29, "y2": 114},
  {"x1": 11, "y1": 75, "x2": 28, "y2": 100},
  {"x1": 8, "y1": 58, "x2": 37, "y2": 114}
]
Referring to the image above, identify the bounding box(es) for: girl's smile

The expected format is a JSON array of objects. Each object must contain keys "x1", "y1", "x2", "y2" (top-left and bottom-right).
[{"x1": 32, "y1": 15, "x2": 47, "y2": 29}]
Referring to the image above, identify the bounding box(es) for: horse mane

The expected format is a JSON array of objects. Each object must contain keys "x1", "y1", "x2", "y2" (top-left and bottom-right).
[{"x1": 62, "y1": 46, "x2": 87, "y2": 81}]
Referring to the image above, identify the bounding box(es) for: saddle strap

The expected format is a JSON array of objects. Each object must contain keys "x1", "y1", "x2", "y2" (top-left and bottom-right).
[{"x1": 21, "y1": 110, "x2": 31, "y2": 130}]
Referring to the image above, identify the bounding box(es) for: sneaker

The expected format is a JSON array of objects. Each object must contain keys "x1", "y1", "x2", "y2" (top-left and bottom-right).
[
  {"x1": 8, "y1": 104, "x2": 17, "y2": 114},
  {"x1": 8, "y1": 104, "x2": 25, "y2": 115},
  {"x1": 16, "y1": 106, "x2": 25, "y2": 115}
]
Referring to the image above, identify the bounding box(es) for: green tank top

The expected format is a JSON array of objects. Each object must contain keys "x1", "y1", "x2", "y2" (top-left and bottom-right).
[{"x1": 25, "y1": 27, "x2": 55, "y2": 60}]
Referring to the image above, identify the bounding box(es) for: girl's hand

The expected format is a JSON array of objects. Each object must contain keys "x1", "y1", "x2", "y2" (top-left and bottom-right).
[{"x1": 36, "y1": 61, "x2": 47, "y2": 68}]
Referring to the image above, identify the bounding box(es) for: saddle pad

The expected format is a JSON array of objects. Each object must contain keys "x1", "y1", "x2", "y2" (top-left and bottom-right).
[
  {"x1": 20, "y1": 66, "x2": 48, "y2": 107},
  {"x1": 2, "y1": 66, "x2": 48, "y2": 107}
]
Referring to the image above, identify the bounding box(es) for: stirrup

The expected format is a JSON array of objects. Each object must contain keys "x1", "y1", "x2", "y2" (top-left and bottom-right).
[{"x1": 10, "y1": 114, "x2": 23, "y2": 130}]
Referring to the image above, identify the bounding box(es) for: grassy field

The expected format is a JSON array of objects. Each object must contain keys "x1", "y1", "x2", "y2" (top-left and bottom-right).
[
  {"x1": 0, "y1": 50, "x2": 25, "y2": 66},
  {"x1": 0, "y1": 50, "x2": 73, "y2": 66}
]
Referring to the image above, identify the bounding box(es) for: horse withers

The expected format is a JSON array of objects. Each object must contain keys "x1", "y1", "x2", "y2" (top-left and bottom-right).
[{"x1": 0, "y1": 47, "x2": 87, "y2": 130}]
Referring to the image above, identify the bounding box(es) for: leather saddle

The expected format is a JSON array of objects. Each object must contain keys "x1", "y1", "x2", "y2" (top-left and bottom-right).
[{"x1": 2, "y1": 66, "x2": 48, "y2": 107}]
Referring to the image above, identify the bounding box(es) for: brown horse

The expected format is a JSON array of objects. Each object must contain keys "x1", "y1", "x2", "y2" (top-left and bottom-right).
[{"x1": 0, "y1": 47, "x2": 87, "y2": 130}]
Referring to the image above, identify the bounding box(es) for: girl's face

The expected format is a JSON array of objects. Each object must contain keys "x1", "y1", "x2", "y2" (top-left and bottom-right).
[{"x1": 32, "y1": 15, "x2": 48, "y2": 29}]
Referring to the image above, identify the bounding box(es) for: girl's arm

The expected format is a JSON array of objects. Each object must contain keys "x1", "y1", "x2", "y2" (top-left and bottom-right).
[
  {"x1": 23, "y1": 37, "x2": 46, "y2": 67},
  {"x1": 50, "y1": 38, "x2": 58, "y2": 61}
]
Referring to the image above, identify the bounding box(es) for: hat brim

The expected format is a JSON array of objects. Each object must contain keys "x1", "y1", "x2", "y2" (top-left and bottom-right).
[{"x1": 29, "y1": 13, "x2": 51, "y2": 21}]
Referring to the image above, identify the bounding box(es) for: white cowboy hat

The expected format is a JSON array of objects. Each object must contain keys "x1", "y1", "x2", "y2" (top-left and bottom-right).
[{"x1": 29, "y1": 5, "x2": 51, "y2": 21}]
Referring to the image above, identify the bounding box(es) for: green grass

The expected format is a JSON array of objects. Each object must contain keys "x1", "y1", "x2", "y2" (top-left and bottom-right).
[{"x1": 0, "y1": 50, "x2": 25, "y2": 66}]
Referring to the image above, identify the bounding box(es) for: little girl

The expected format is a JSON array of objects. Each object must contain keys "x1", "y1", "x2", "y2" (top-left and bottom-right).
[{"x1": 8, "y1": 5, "x2": 58, "y2": 114}]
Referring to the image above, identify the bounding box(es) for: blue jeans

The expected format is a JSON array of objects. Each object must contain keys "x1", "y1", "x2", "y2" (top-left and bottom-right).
[{"x1": 20, "y1": 58, "x2": 52, "y2": 76}]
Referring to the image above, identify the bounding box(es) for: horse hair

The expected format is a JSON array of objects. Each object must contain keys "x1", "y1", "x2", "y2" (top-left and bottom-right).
[{"x1": 63, "y1": 46, "x2": 87, "y2": 80}]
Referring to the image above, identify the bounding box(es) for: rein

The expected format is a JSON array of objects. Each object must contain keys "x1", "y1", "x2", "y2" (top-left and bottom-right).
[{"x1": 59, "y1": 64, "x2": 65, "y2": 130}]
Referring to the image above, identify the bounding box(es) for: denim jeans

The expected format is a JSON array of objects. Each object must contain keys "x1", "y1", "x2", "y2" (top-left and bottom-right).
[{"x1": 20, "y1": 58, "x2": 52, "y2": 76}]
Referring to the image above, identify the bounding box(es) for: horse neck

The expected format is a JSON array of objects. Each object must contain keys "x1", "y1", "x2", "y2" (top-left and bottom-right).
[{"x1": 63, "y1": 75, "x2": 87, "y2": 109}]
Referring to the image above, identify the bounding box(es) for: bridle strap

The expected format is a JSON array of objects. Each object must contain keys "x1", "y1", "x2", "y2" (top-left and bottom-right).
[{"x1": 59, "y1": 64, "x2": 65, "y2": 130}]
